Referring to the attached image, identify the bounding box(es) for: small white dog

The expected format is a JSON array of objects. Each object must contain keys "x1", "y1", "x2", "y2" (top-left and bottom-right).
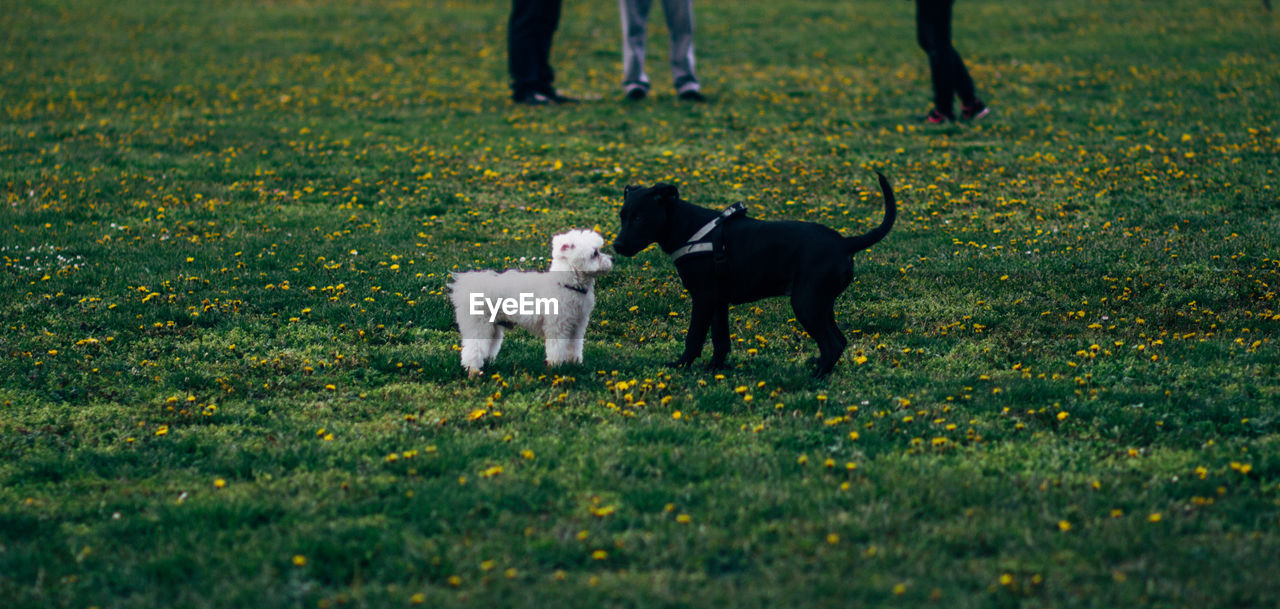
[{"x1": 449, "y1": 229, "x2": 613, "y2": 376}]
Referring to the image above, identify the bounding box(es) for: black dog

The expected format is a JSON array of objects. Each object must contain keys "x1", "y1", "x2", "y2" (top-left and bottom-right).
[{"x1": 612, "y1": 173, "x2": 896, "y2": 377}]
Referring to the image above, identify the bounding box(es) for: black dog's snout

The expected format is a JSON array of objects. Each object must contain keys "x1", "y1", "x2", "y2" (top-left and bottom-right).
[{"x1": 610, "y1": 236, "x2": 636, "y2": 258}]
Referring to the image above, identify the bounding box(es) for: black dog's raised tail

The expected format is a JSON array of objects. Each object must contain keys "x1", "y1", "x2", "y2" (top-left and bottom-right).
[{"x1": 842, "y1": 172, "x2": 897, "y2": 255}]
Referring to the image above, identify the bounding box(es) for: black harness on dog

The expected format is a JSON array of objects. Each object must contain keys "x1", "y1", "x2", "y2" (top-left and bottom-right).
[{"x1": 670, "y1": 202, "x2": 747, "y2": 265}]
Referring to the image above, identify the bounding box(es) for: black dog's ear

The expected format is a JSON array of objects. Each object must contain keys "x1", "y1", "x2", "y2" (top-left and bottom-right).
[
  {"x1": 654, "y1": 183, "x2": 679, "y2": 203},
  {"x1": 624, "y1": 184, "x2": 640, "y2": 195}
]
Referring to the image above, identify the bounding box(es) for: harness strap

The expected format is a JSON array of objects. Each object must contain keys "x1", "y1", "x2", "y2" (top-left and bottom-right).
[{"x1": 670, "y1": 203, "x2": 746, "y2": 262}]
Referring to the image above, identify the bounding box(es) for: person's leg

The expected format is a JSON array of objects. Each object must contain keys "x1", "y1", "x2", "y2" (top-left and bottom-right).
[
  {"x1": 534, "y1": 0, "x2": 562, "y2": 95},
  {"x1": 620, "y1": 0, "x2": 654, "y2": 93},
  {"x1": 661, "y1": 0, "x2": 699, "y2": 94},
  {"x1": 916, "y1": 0, "x2": 955, "y2": 117},
  {"x1": 944, "y1": 0, "x2": 979, "y2": 107},
  {"x1": 509, "y1": 0, "x2": 545, "y2": 98}
]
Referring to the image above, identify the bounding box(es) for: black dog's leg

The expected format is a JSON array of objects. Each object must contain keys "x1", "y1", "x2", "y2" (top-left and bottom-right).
[
  {"x1": 707, "y1": 301, "x2": 731, "y2": 370},
  {"x1": 792, "y1": 291, "x2": 846, "y2": 378},
  {"x1": 835, "y1": 315, "x2": 849, "y2": 350},
  {"x1": 814, "y1": 305, "x2": 848, "y2": 378},
  {"x1": 669, "y1": 298, "x2": 713, "y2": 368}
]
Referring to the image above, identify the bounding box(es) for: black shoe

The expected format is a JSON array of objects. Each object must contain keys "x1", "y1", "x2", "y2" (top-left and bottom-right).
[
  {"x1": 624, "y1": 85, "x2": 648, "y2": 101},
  {"x1": 541, "y1": 89, "x2": 579, "y2": 104},
  {"x1": 512, "y1": 91, "x2": 552, "y2": 106},
  {"x1": 678, "y1": 89, "x2": 706, "y2": 102}
]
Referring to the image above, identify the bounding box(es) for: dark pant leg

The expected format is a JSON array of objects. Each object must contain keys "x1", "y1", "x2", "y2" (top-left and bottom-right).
[
  {"x1": 509, "y1": 0, "x2": 561, "y2": 95},
  {"x1": 946, "y1": 4, "x2": 977, "y2": 107},
  {"x1": 916, "y1": 0, "x2": 976, "y2": 113},
  {"x1": 534, "y1": 0, "x2": 562, "y2": 94}
]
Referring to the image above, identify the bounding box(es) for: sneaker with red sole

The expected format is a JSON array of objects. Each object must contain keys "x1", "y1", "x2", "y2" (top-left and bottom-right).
[
  {"x1": 961, "y1": 101, "x2": 990, "y2": 121},
  {"x1": 924, "y1": 107, "x2": 954, "y2": 124}
]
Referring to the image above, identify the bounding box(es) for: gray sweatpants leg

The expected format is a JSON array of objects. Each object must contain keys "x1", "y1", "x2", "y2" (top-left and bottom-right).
[{"x1": 619, "y1": 0, "x2": 699, "y2": 92}]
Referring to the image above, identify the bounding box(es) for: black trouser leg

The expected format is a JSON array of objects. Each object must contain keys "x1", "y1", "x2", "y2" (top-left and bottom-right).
[
  {"x1": 916, "y1": 0, "x2": 976, "y2": 114},
  {"x1": 509, "y1": 0, "x2": 561, "y2": 96},
  {"x1": 535, "y1": 0, "x2": 561, "y2": 94}
]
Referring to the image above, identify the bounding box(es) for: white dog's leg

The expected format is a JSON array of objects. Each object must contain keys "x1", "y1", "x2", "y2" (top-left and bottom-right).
[
  {"x1": 569, "y1": 320, "x2": 589, "y2": 364},
  {"x1": 460, "y1": 338, "x2": 486, "y2": 376},
  {"x1": 545, "y1": 336, "x2": 566, "y2": 366},
  {"x1": 546, "y1": 320, "x2": 587, "y2": 367},
  {"x1": 544, "y1": 324, "x2": 574, "y2": 367},
  {"x1": 484, "y1": 327, "x2": 505, "y2": 363},
  {"x1": 460, "y1": 326, "x2": 503, "y2": 377},
  {"x1": 570, "y1": 298, "x2": 595, "y2": 363}
]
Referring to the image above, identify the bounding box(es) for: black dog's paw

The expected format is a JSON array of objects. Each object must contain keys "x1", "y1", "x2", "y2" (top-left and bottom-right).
[
  {"x1": 810, "y1": 361, "x2": 837, "y2": 379},
  {"x1": 665, "y1": 358, "x2": 693, "y2": 369},
  {"x1": 705, "y1": 358, "x2": 728, "y2": 371}
]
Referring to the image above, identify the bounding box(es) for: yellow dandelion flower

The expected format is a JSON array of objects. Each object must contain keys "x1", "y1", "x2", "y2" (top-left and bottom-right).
[{"x1": 591, "y1": 505, "x2": 616, "y2": 517}]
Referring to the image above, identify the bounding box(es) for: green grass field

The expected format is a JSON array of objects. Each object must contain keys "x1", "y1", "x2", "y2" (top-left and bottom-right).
[{"x1": 3, "y1": 0, "x2": 1279, "y2": 606}]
